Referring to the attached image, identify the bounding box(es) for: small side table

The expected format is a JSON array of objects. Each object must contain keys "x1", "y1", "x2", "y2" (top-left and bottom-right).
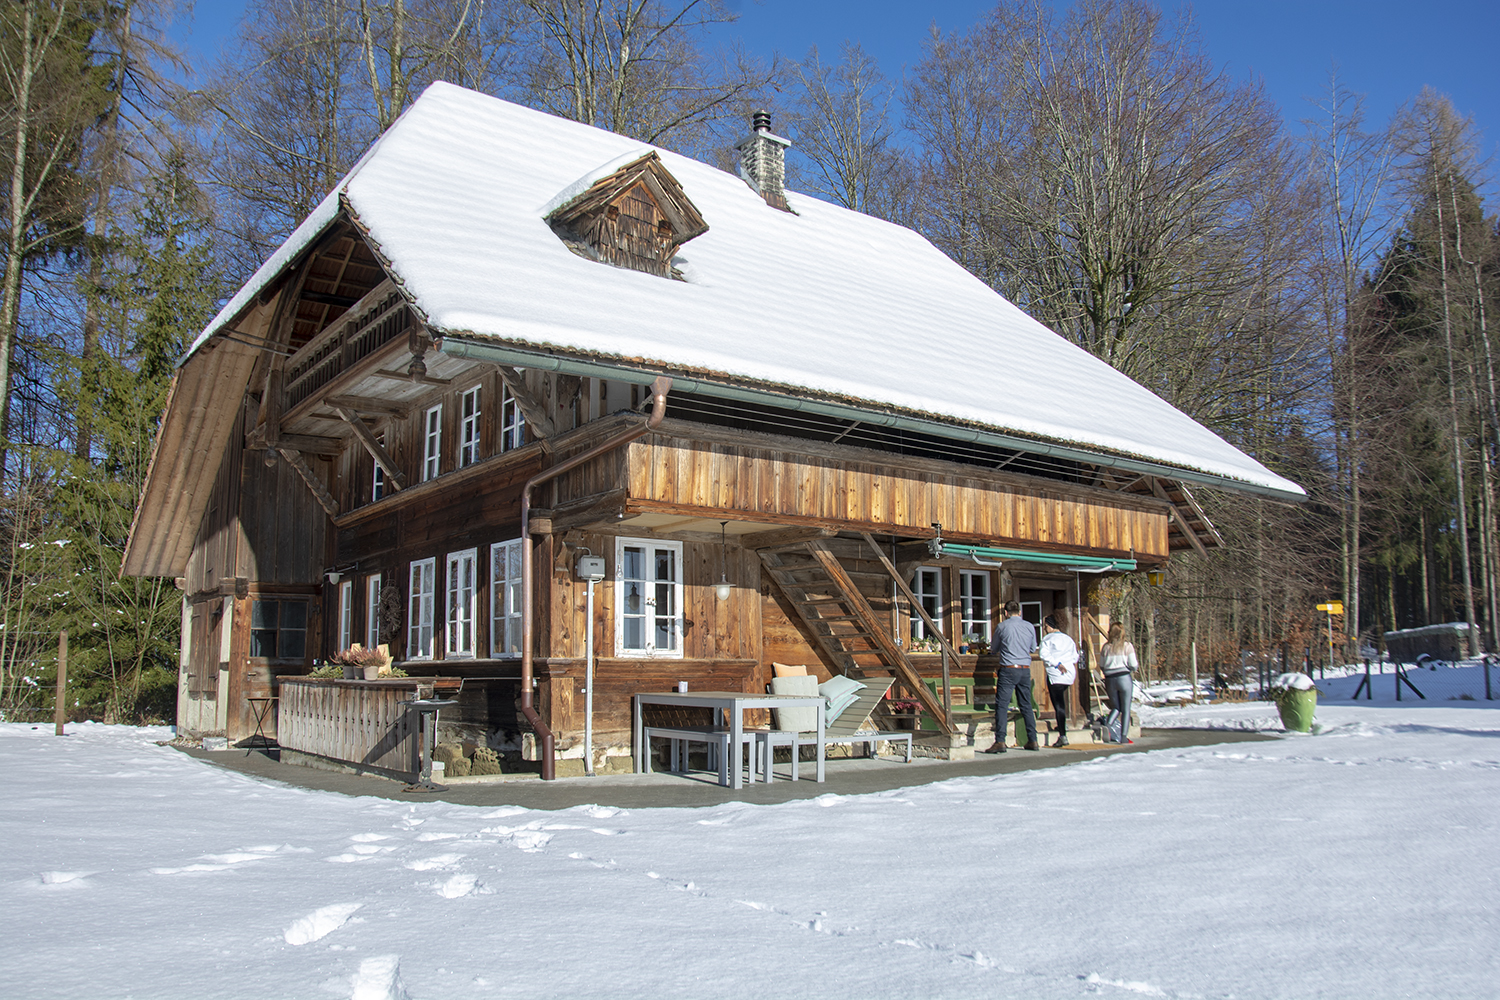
[
  {"x1": 399, "y1": 698, "x2": 458, "y2": 792},
  {"x1": 246, "y1": 697, "x2": 277, "y2": 749}
]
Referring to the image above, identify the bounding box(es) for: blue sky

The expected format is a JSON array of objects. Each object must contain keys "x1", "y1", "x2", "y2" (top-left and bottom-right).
[{"x1": 172, "y1": 1, "x2": 1499, "y2": 180}]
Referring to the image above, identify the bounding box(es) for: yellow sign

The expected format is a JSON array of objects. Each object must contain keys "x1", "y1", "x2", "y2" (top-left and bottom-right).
[{"x1": 1316, "y1": 602, "x2": 1344, "y2": 615}]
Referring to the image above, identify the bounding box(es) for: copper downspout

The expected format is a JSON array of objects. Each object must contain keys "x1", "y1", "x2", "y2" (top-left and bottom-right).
[{"x1": 520, "y1": 376, "x2": 672, "y2": 780}]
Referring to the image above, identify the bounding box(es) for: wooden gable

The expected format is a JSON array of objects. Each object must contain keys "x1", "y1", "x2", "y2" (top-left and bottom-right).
[{"x1": 546, "y1": 152, "x2": 709, "y2": 279}]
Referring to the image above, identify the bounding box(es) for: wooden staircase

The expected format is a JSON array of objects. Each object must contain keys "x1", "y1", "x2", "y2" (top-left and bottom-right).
[{"x1": 757, "y1": 539, "x2": 956, "y2": 735}]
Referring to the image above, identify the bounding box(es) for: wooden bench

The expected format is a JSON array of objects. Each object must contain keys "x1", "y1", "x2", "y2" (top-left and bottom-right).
[{"x1": 642, "y1": 726, "x2": 761, "y2": 784}]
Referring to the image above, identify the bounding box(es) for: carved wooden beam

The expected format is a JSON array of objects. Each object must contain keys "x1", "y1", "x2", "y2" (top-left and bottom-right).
[
  {"x1": 334, "y1": 405, "x2": 405, "y2": 491},
  {"x1": 373, "y1": 367, "x2": 451, "y2": 387},
  {"x1": 277, "y1": 448, "x2": 339, "y2": 517},
  {"x1": 495, "y1": 366, "x2": 556, "y2": 439},
  {"x1": 741, "y1": 525, "x2": 836, "y2": 550},
  {"x1": 1149, "y1": 477, "x2": 1211, "y2": 558},
  {"x1": 323, "y1": 394, "x2": 410, "y2": 418},
  {"x1": 246, "y1": 426, "x2": 342, "y2": 457}
]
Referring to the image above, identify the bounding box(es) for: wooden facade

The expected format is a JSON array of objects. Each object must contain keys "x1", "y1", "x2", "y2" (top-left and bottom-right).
[{"x1": 124, "y1": 141, "x2": 1252, "y2": 772}]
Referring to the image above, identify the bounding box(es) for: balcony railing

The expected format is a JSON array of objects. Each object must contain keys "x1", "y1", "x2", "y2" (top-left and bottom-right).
[{"x1": 284, "y1": 281, "x2": 409, "y2": 412}]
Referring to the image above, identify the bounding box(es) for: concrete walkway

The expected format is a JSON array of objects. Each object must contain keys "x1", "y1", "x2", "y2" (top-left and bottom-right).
[{"x1": 176, "y1": 728, "x2": 1276, "y2": 811}]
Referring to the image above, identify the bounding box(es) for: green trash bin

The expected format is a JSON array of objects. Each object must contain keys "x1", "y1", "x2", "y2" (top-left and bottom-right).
[{"x1": 1273, "y1": 683, "x2": 1318, "y2": 732}]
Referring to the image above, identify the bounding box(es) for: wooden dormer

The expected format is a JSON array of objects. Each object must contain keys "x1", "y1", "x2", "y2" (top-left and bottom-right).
[{"x1": 546, "y1": 152, "x2": 708, "y2": 279}]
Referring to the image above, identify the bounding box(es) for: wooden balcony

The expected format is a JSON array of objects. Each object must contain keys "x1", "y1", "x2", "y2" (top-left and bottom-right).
[{"x1": 283, "y1": 280, "x2": 411, "y2": 413}]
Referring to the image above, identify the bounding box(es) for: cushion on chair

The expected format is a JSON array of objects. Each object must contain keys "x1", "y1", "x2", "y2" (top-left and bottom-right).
[
  {"x1": 818, "y1": 675, "x2": 867, "y2": 726},
  {"x1": 772, "y1": 662, "x2": 809, "y2": 677},
  {"x1": 770, "y1": 674, "x2": 820, "y2": 731}
]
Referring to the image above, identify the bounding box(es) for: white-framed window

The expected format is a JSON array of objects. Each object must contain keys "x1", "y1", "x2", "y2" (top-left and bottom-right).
[
  {"x1": 371, "y1": 434, "x2": 387, "y2": 501},
  {"x1": 338, "y1": 579, "x2": 354, "y2": 651},
  {"x1": 1020, "y1": 600, "x2": 1043, "y2": 646},
  {"x1": 408, "y1": 558, "x2": 436, "y2": 659},
  {"x1": 491, "y1": 539, "x2": 523, "y2": 658},
  {"x1": 422, "y1": 404, "x2": 442, "y2": 482},
  {"x1": 959, "y1": 570, "x2": 990, "y2": 639},
  {"x1": 910, "y1": 567, "x2": 943, "y2": 640},
  {"x1": 365, "y1": 573, "x2": 382, "y2": 649},
  {"x1": 616, "y1": 537, "x2": 683, "y2": 657},
  {"x1": 500, "y1": 383, "x2": 525, "y2": 452},
  {"x1": 459, "y1": 386, "x2": 481, "y2": 467},
  {"x1": 446, "y1": 548, "x2": 478, "y2": 658}
]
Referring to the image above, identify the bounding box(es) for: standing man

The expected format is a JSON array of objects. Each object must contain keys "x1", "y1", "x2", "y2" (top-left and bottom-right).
[{"x1": 985, "y1": 600, "x2": 1039, "y2": 753}]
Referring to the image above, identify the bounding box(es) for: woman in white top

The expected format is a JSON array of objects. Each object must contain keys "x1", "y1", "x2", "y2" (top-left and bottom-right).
[
  {"x1": 1100, "y1": 622, "x2": 1139, "y2": 744},
  {"x1": 1039, "y1": 615, "x2": 1079, "y2": 746}
]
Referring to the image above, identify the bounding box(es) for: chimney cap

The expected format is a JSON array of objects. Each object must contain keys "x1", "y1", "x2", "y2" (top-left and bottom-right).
[{"x1": 752, "y1": 109, "x2": 772, "y2": 132}]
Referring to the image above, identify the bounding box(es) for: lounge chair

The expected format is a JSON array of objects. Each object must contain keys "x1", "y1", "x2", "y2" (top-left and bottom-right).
[{"x1": 758, "y1": 674, "x2": 913, "y2": 781}]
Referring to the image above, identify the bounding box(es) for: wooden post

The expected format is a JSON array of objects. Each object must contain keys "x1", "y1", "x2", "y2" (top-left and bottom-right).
[
  {"x1": 1190, "y1": 642, "x2": 1198, "y2": 703},
  {"x1": 54, "y1": 630, "x2": 68, "y2": 736}
]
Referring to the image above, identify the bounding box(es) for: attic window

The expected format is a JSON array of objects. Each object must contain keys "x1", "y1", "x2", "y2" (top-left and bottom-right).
[{"x1": 546, "y1": 152, "x2": 708, "y2": 280}]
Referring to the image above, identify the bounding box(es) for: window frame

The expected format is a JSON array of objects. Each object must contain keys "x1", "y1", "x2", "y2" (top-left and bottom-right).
[
  {"x1": 958, "y1": 570, "x2": 991, "y2": 640},
  {"x1": 371, "y1": 433, "x2": 387, "y2": 501},
  {"x1": 458, "y1": 385, "x2": 481, "y2": 468},
  {"x1": 500, "y1": 382, "x2": 525, "y2": 452},
  {"x1": 408, "y1": 558, "x2": 436, "y2": 660},
  {"x1": 445, "y1": 548, "x2": 478, "y2": 659},
  {"x1": 337, "y1": 579, "x2": 354, "y2": 651},
  {"x1": 422, "y1": 404, "x2": 442, "y2": 482},
  {"x1": 490, "y1": 539, "x2": 523, "y2": 659},
  {"x1": 365, "y1": 573, "x2": 382, "y2": 650},
  {"x1": 248, "y1": 597, "x2": 309, "y2": 662},
  {"x1": 614, "y1": 537, "x2": 684, "y2": 658},
  {"x1": 910, "y1": 566, "x2": 943, "y2": 640}
]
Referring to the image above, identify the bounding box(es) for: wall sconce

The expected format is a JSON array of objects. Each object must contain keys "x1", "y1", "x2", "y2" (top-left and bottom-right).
[
  {"x1": 325, "y1": 564, "x2": 358, "y2": 585},
  {"x1": 1147, "y1": 568, "x2": 1165, "y2": 587},
  {"x1": 714, "y1": 520, "x2": 732, "y2": 600}
]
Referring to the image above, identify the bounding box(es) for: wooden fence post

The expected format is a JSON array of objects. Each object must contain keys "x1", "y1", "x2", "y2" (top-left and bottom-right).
[{"x1": 54, "y1": 630, "x2": 68, "y2": 736}]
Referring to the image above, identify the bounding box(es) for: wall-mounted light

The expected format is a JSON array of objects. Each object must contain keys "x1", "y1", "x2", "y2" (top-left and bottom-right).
[
  {"x1": 1147, "y1": 568, "x2": 1165, "y2": 587},
  {"x1": 325, "y1": 563, "x2": 358, "y2": 586},
  {"x1": 715, "y1": 520, "x2": 732, "y2": 600}
]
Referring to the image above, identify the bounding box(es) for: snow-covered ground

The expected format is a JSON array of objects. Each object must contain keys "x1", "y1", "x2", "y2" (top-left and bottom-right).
[{"x1": 4, "y1": 707, "x2": 1498, "y2": 1000}]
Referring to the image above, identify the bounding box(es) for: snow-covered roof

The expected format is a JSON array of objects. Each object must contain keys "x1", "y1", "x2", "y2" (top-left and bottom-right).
[{"x1": 193, "y1": 82, "x2": 1303, "y2": 499}]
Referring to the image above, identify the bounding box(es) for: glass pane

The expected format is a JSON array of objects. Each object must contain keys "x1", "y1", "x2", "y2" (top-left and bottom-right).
[
  {"x1": 281, "y1": 630, "x2": 306, "y2": 660},
  {"x1": 250, "y1": 629, "x2": 277, "y2": 658},
  {"x1": 624, "y1": 616, "x2": 643, "y2": 650},
  {"x1": 281, "y1": 601, "x2": 307, "y2": 629},
  {"x1": 505, "y1": 618, "x2": 521, "y2": 656},
  {"x1": 624, "y1": 581, "x2": 642, "y2": 614},
  {"x1": 623, "y1": 546, "x2": 642, "y2": 581},
  {"x1": 251, "y1": 600, "x2": 277, "y2": 629},
  {"x1": 654, "y1": 549, "x2": 674, "y2": 582},
  {"x1": 655, "y1": 616, "x2": 673, "y2": 650}
]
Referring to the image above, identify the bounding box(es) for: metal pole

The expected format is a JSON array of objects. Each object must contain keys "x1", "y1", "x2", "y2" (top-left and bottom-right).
[
  {"x1": 1327, "y1": 610, "x2": 1334, "y2": 677},
  {"x1": 53, "y1": 630, "x2": 68, "y2": 736},
  {"x1": 584, "y1": 576, "x2": 596, "y2": 776},
  {"x1": 1190, "y1": 642, "x2": 1198, "y2": 703}
]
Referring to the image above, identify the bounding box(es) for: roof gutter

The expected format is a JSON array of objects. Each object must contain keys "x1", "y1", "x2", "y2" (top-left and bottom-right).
[{"x1": 438, "y1": 338, "x2": 1302, "y2": 502}]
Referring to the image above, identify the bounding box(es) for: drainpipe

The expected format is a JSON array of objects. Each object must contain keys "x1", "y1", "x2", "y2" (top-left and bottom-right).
[{"x1": 521, "y1": 375, "x2": 672, "y2": 779}]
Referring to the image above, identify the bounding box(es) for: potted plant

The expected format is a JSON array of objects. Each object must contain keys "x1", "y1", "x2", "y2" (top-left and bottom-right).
[
  {"x1": 330, "y1": 643, "x2": 401, "y2": 680},
  {"x1": 886, "y1": 698, "x2": 921, "y2": 730},
  {"x1": 1268, "y1": 672, "x2": 1318, "y2": 732}
]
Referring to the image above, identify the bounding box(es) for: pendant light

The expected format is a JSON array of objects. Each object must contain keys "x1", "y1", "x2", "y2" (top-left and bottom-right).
[{"x1": 714, "y1": 521, "x2": 732, "y2": 600}]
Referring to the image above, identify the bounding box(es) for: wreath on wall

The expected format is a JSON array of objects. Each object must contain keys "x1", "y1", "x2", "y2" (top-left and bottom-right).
[{"x1": 378, "y1": 583, "x2": 403, "y2": 646}]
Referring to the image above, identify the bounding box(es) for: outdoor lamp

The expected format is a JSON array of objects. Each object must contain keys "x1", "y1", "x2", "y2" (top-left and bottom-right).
[{"x1": 715, "y1": 521, "x2": 732, "y2": 600}]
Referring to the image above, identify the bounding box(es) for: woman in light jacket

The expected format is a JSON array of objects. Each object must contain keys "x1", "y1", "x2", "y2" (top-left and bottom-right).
[
  {"x1": 1100, "y1": 622, "x2": 1139, "y2": 744},
  {"x1": 1038, "y1": 615, "x2": 1078, "y2": 746}
]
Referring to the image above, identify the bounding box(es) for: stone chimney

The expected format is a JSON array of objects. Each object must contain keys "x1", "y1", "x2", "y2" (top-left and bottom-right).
[{"x1": 734, "y1": 110, "x2": 792, "y2": 212}]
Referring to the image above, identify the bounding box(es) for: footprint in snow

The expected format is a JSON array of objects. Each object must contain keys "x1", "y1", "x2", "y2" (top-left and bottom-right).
[
  {"x1": 436, "y1": 873, "x2": 484, "y2": 898},
  {"x1": 35, "y1": 871, "x2": 92, "y2": 889},
  {"x1": 283, "y1": 902, "x2": 362, "y2": 945},
  {"x1": 350, "y1": 954, "x2": 409, "y2": 1000},
  {"x1": 403, "y1": 853, "x2": 463, "y2": 872}
]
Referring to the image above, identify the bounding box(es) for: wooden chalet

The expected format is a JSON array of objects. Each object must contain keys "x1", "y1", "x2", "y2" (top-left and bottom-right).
[{"x1": 122, "y1": 84, "x2": 1303, "y2": 779}]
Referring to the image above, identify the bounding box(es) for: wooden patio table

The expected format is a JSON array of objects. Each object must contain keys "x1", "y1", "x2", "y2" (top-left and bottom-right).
[{"x1": 633, "y1": 690, "x2": 825, "y2": 789}]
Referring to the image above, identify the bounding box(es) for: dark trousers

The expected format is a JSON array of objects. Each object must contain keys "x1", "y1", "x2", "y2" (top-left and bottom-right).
[
  {"x1": 1048, "y1": 682, "x2": 1071, "y2": 734},
  {"x1": 995, "y1": 666, "x2": 1037, "y2": 746}
]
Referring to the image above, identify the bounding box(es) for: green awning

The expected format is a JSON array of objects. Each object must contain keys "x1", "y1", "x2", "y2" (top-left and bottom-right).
[{"x1": 929, "y1": 541, "x2": 1136, "y2": 573}]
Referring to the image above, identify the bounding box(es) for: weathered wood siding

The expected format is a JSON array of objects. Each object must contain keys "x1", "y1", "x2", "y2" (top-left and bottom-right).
[
  {"x1": 277, "y1": 678, "x2": 420, "y2": 774},
  {"x1": 552, "y1": 429, "x2": 1171, "y2": 558}
]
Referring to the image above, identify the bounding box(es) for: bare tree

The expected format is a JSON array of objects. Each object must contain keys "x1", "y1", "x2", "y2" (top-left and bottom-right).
[
  {"x1": 784, "y1": 42, "x2": 911, "y2": 220},
  {"x1": 508, "y1": 0, "x2": 770, "y2": 155}
]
